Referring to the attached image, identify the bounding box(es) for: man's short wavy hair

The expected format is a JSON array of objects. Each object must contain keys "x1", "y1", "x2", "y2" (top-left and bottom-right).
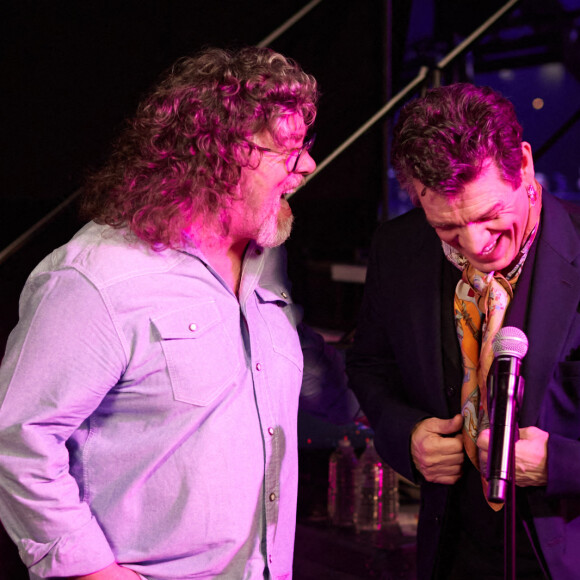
[
  {"x1": 81, "y1": 46, "x2": 318, "y2": 249},
  {"x1": 391, "y1": 83, "x2": 523, "y2": 206}
]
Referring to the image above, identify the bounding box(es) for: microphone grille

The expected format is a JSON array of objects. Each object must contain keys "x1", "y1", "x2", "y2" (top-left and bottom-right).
[{"x1": 492, "y1": 326, "x2": 528, "y2": 359}]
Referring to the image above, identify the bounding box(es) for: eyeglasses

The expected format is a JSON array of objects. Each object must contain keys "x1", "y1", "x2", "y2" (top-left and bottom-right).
[{"x1": 255, "y1": 134, "x2": 316, "y2": 173}]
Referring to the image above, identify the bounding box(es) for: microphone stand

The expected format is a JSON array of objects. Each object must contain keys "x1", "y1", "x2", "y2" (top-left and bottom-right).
[
  {"x1": 487, "y1": 357, "x2": 525, "y2": 580},
  {"x1": 486, "y1": 327, "x2": 528, "y2": 580},
  {"x1": 505, "y1": 416, "x2": 518, "y2": 580}
]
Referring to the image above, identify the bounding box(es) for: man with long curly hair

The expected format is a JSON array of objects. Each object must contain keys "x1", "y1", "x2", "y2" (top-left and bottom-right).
[{"x1": 0, "y1": 47, "x2": 358, "y2": 580}]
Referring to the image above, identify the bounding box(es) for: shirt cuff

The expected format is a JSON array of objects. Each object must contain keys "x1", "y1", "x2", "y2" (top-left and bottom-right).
[{"x1": 24, "y1": 516, "x2": 115, "y2": 578}]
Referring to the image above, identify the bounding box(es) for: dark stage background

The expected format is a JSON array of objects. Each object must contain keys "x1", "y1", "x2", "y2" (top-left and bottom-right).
[
  {"x1": 2, "y1": 0, "x2": 580, "y2": 347},
  {"x1": 1, "y1": 1, "x2": 580, "y2": 577},
  {"x1": 2, "y1": 1, "x2": 580, "y2": 350}
]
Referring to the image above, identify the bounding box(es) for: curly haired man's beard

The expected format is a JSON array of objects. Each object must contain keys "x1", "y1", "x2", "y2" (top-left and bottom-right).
[{"x1": 256, "y1": 207, "x2": 294, "y2": 248}]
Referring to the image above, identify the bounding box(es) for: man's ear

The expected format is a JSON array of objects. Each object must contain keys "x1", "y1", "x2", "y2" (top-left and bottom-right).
[{"x1": 520, "y1": 142, "x2": 535, "y2": 183}]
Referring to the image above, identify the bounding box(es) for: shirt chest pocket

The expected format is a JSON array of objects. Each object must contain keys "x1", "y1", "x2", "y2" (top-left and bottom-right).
[
  {"x1": 152, "y1": 302, "x2": 241, "y2": 406},
  {"x1": 255, "y1": 286, "x2": 303, "y2": 372}
]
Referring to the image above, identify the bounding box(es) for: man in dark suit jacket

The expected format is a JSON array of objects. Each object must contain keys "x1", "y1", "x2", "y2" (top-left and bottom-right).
[{"x1": 347, "y1": 83, "x2": 580, "y2": 579}]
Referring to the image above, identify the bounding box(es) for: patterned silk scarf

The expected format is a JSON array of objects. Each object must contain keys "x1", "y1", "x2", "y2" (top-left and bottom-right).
[
  {"x1": 443, "y1": 183, "x2": 542, "y2": 509},
  {"x1": 455, "y1": 266, "x2": 519, "y2": 510}
]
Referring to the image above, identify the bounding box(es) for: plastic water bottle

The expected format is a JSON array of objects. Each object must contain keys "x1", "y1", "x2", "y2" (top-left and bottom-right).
[
  {"x1": 328, "y1": 436, "x2": 357, "y2": 527},
  {"x1": 353, "y1": 438, "x2": 383, "y2": 532},
  {"x1": 382, "y1": 461, "x2": 399, "y2": 525}
]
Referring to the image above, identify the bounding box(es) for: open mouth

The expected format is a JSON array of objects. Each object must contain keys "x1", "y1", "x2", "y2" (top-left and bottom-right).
[
  {"x1": 282, "y1": 179, "x2": 303, "y2": 200},
  {"x1": 481, "y1": 236, "x2": 500, "y2": 256}
]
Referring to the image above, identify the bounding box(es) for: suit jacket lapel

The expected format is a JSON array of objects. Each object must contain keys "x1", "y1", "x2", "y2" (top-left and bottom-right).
[{"x1": 513, "y1": 193, "x2": 580, "y2": 425}]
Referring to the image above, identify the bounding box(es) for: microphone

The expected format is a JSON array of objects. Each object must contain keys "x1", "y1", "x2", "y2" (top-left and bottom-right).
[{"x1": 486, "y1": 326, "x2": 528, "y2": 503}]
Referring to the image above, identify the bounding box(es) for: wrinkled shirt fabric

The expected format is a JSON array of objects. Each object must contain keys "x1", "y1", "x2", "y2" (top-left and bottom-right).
[{"x1": 0, "y1": 222, "x2": 356, "y2": 580}]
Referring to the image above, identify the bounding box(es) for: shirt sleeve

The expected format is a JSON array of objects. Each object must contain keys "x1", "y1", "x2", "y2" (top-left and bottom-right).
[{"x1": 0, "y1": 267, "x2": 127, "y2": 577}]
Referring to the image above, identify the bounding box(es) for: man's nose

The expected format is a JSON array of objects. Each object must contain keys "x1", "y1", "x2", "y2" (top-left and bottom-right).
[
  {"x1": 295, "y1": 150, "x2": 316, "y2": 175},
  {"x1": 458, "y1": 223, "x2": 490, "y2": 255}
]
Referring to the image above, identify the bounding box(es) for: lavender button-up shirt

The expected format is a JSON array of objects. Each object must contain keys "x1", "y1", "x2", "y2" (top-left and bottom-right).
[{"x1": 0, "y1": 222, "x2": 356, "y2": 579}]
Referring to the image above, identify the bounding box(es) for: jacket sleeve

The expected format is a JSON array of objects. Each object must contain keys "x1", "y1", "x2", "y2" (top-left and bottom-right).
[
  {"x1": 0, "y1": 267, "x2": 125, "y2": 577},
  {"x1": 345, "y1": 224, "x2": 435, "y2": 483}
]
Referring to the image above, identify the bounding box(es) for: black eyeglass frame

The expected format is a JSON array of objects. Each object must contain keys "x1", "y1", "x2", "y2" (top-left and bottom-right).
[{"x1": 255, "y1": 133, "x2": 316, "y2": 173}]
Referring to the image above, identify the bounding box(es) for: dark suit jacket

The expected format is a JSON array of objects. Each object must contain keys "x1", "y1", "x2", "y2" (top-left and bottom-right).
[{"x1": 347, "y1": 191, "x2": 580, "y2": 579}]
